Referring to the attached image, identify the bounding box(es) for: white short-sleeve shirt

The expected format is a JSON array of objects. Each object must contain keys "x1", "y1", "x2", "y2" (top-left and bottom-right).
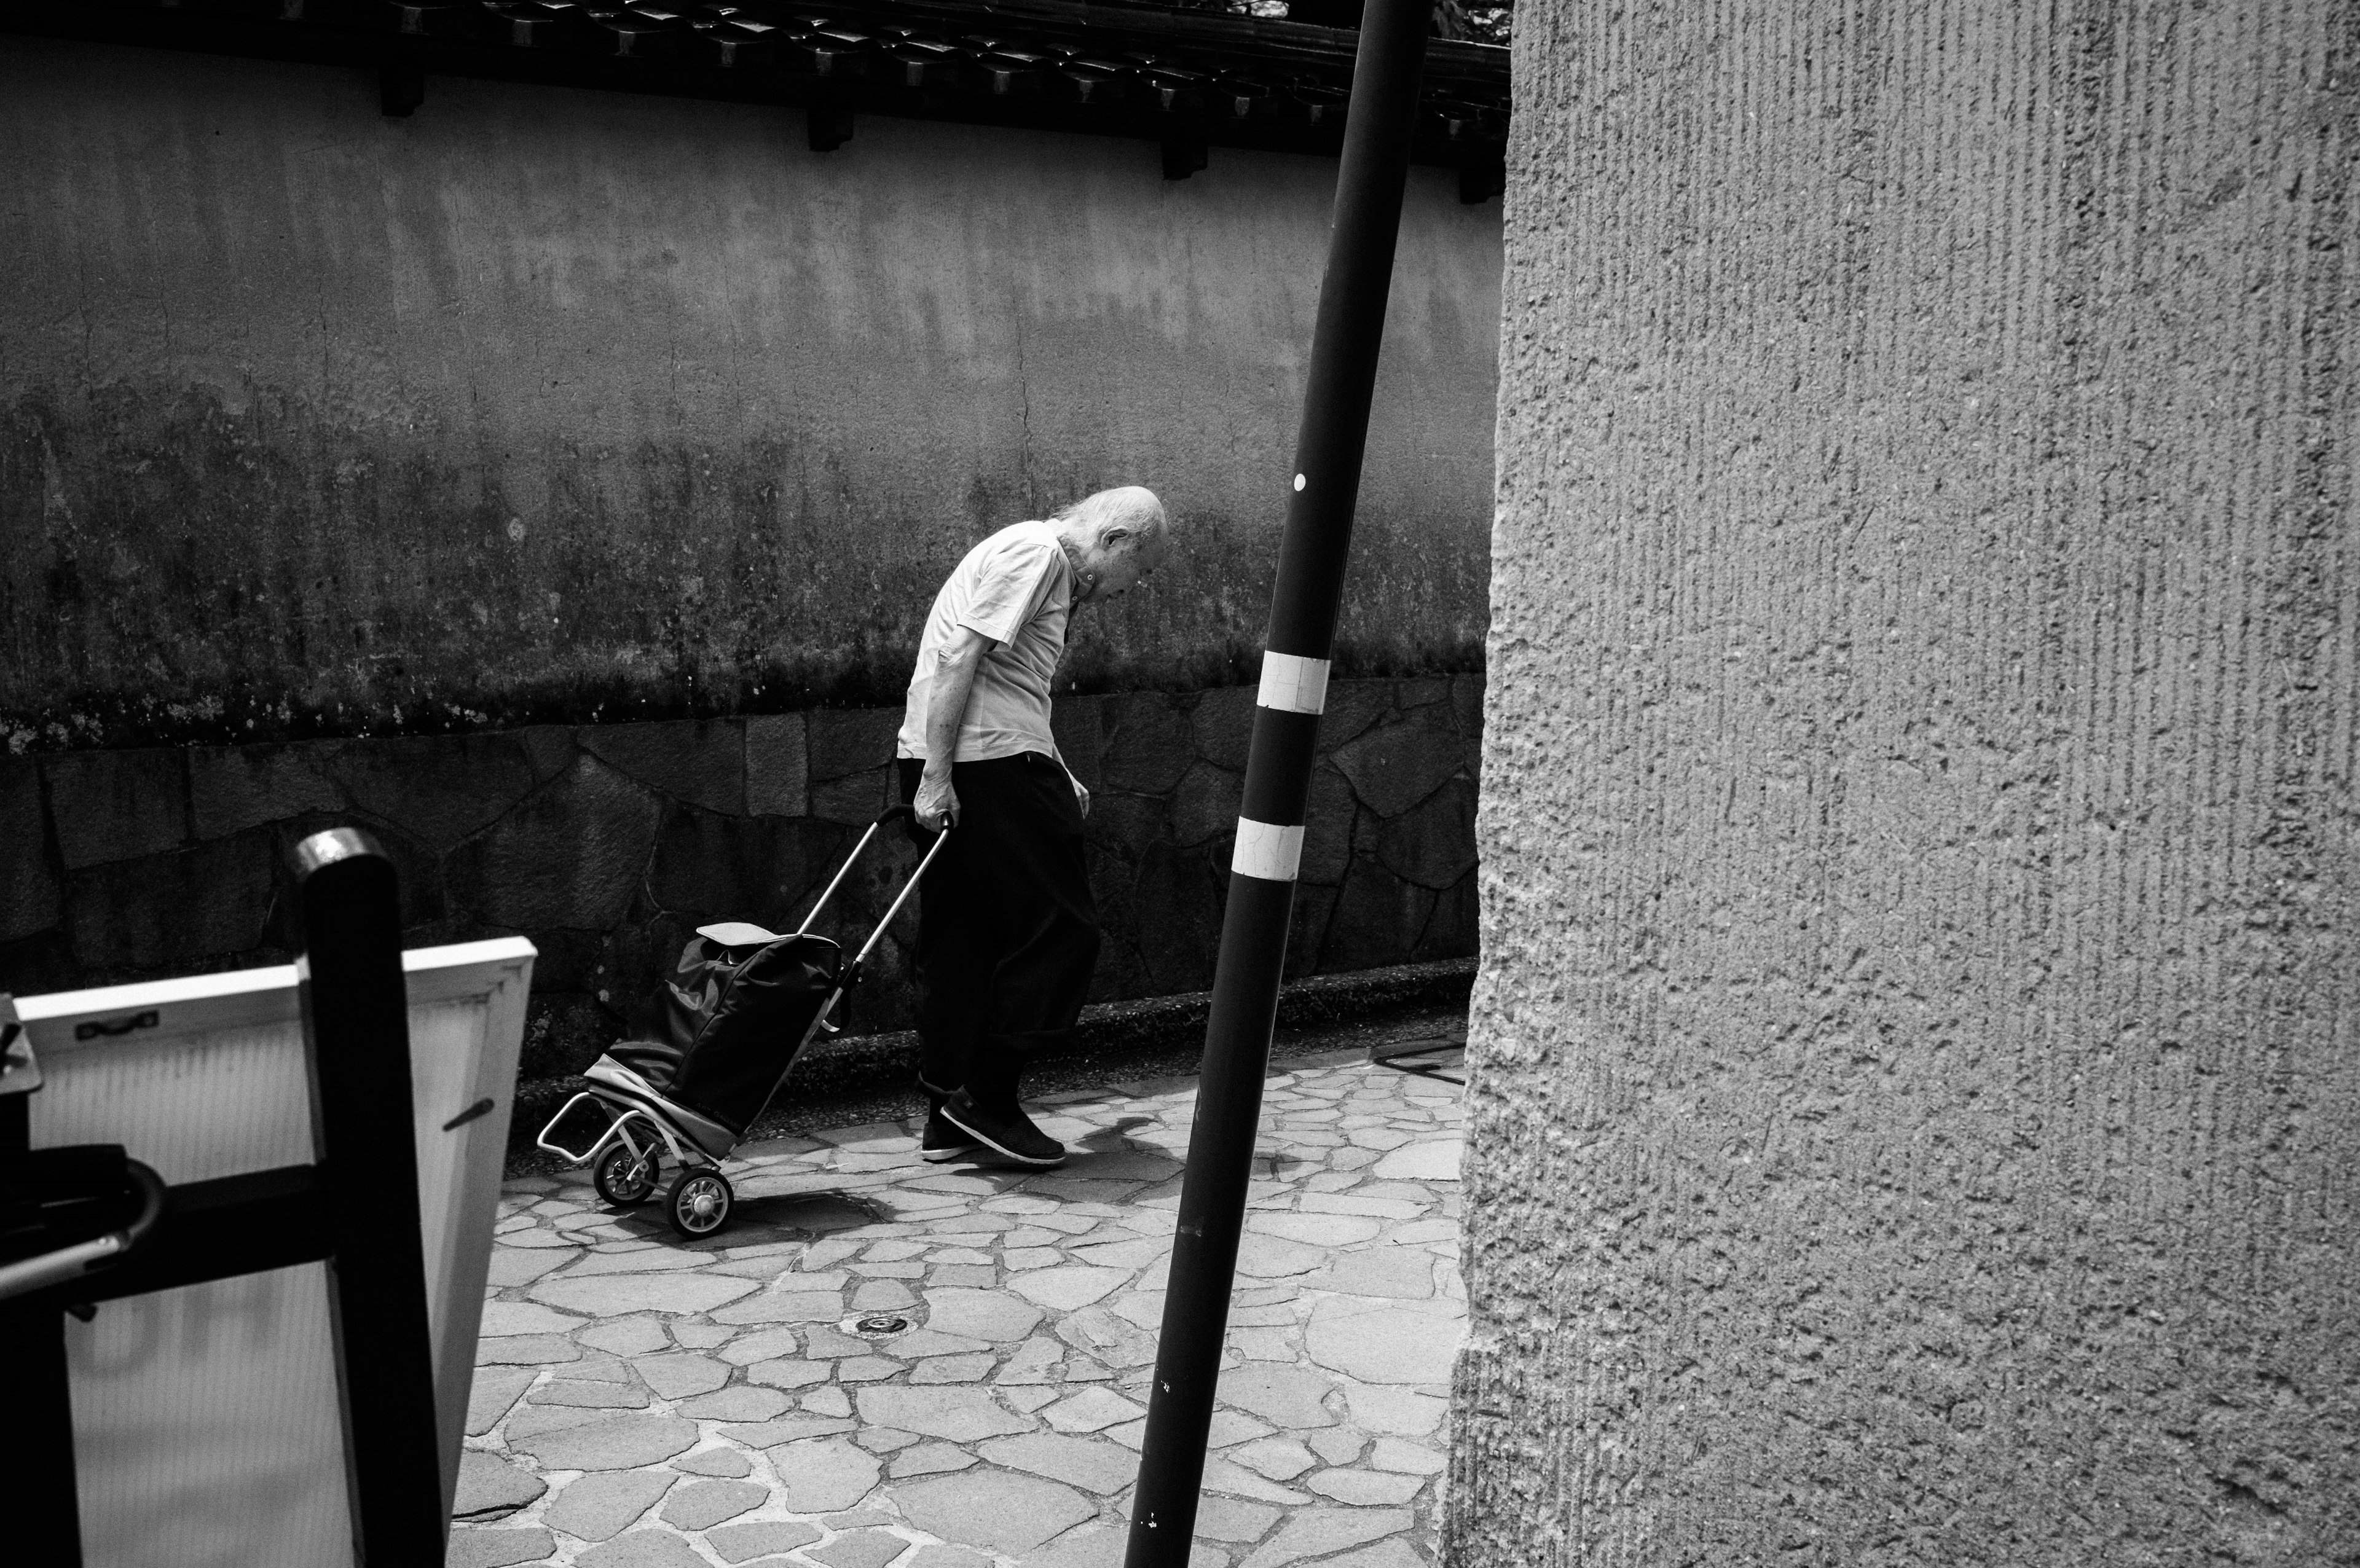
[{"x1": 897, "y1": 521, "x2": 1074, "y2": 763}]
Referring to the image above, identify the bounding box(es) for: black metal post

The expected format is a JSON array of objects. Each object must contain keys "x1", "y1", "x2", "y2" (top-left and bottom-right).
[
  {"x1": 291, "y1": 828, "x2": 447, "y2": 1562},
  {"x1": 1123, "y1": 1, "x2": 1431, "y2": 1560}
]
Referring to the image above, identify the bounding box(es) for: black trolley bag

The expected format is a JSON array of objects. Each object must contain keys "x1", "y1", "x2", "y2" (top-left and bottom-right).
[{"x1": 537, "y1": 805, "x2": 946, "y2": 1239}]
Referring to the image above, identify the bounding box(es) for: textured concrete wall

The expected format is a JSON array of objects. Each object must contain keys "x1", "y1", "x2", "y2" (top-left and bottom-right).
[
  {"x1": 0, "y1": 675, "x2": 1479, "y2": 1074},
  {"x1": 0, "y1": 35, "x2": 1500, "y2": 748},
  {"x1": 1453, "y1": 2, "x2": 2359, "y2": 1563}
]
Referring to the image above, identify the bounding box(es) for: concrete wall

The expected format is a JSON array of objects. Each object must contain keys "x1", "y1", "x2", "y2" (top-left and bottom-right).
[
  {"x1": 0, "y1": 34, "x2": 1500, "y2": 748},
  {"x1": 1453, "y1": 2, "x2": 2358, "y2": 1563},
  {"x1": 0, "y1": 675, "x2": 1481, "y2": 1073}
]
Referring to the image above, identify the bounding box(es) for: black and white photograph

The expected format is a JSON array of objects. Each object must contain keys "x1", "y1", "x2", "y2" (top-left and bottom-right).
[{"x1": 1, "y1": 0, "x2": 2351, "y2": 1564}]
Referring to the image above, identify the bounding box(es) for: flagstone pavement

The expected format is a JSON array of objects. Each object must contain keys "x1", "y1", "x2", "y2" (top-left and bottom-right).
[{"x1": 449, "y1": 1030, "x2": 1466, "y2": 1568}]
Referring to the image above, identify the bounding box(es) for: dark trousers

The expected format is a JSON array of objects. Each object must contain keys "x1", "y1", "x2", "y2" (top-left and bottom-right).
[{"x1": 898, "y1": 752, "x2": 1100, "y2": 1111}]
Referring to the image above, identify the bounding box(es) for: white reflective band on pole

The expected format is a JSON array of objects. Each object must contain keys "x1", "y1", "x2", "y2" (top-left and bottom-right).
[
  {"x1": 1231, "y1": 818, "x2": 1305, "y2": 882},
  {"x1": 1256, "y1": 652, "x2": 1331, "y2": 716}
]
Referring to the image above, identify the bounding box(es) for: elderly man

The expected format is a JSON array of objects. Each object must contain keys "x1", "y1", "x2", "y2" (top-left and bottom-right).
[{"x1": 897, "y1": 486, "x2": 1171, "y2": 1167}]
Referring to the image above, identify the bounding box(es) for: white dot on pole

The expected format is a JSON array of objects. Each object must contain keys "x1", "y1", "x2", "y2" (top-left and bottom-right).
[{"x1": 1293, "y1": 474, "x2": 1306, "y2": 492}]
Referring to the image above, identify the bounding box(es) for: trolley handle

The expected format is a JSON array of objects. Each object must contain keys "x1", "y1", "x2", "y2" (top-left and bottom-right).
[
  {"x1": 0, "y1": 1156, "x2": 167, "y2": 1306},
  {"x1": 852, "y1": 827, "x2": 951, "y2": 967}
]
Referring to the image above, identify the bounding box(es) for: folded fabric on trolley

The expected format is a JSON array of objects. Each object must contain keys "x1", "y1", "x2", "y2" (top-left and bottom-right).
[{"x1": 600, "y1": 922, "x2": 846, "y2": 1141}]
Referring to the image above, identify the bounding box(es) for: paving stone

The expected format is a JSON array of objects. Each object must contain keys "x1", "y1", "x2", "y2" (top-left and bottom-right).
[
  {"x1": 1042, "y1": 1387, "x2": 1146, "y2": 1433},
  {"x1": 509, "y1": 1415, "x2": 699, "y2": 1470},
  {"x1": 531, "y1": 1378, "x2": 651, "y2": 1409},
  {"x1": 1233, "y1": 1236, "x2": 1326, "y2": 1278},
  {"x1": 576, "y1": 1530, "x2": 709, "y2": 1568},
  {"x1": 1311, "y1": 1542, "x2": 1428, "y2": 1568},
  {"x1": 720, "y1": 1415, "x2": 857, "y2": 1446},
  {"x1": 919, "y1": 1287, "x2": 1042, "y2": 1342},
  {"x1": 446, "y1": 1525, "x2": 558, "y2": 1567},
  {"x1": 802, "y1": 1324, "x2": 874, "y2": 1358},
  {"x1": 765, "y1": 1435, "x2": 883, "y2": 1512},
  {"x1": 839, "y1": 1355, "x2": 902, "y2": 1381},
  {"x1": 532, "y1": 1273, "x2": 760, "y2": 1317},
  {"x1": 854, "y1": 1427, "x2": 921, "y2": 1452},
  {"x1": 1367, "y1": 1437, "x2": 1445, "y2": 1475},
  {"x1": 1026, "y1": 1522, "x2": 1135, "y2": 1568},
  {"x1": 1304, "y1": 1298, "x2": 1461, "y2": 1386},
  {"x1": 1201, "y1": 1455, "x2": 1313, "y2": 1505},
  {"x1": 1230, "y1": 1437, "x2": 1318, "y2": 1481},
  {"x1": 570, "y1": 1249, "x2": 728, "y2": 1277},
  {"x1": 1380, "y1": 1219, "x2": 1458, "y2": 1246},
  {"x1": 659, "y1": 1476, "x2": 767, "y2": 1530},
  {"x1": 1306, "y1": 1468, "x2": 1426, "y2": 1504},
  {"x1": 453, "y1": 1450, "x2": 546, "y2": 1518},
  {"x1": 1246, "y1": 1213, "x2": 1384, "y2": 1248},
  {"x1": 466, "y1": 1366, "x2": 540, "y2": 1437},
  {"x1": 635, "y1": 1352, "x2": 731, "y2": 1398},
  {"x1": 1194, "y1": 1495, "x2": 1283, "y2": 1543},
  {"x1": 1209, "y1": 1409, "x2": 1276, "y2": 1447},
  {"x1": 851, "y1": 1279, "x2": 919, "y2": 1311},
  {"x1": 714, "y1": 1290, "x2": 848, "y2": 1325},
  {"x1": 707, "y1": 1519, "x2": 824, "y2": 1564},
  {"x1": 678, "y1": 1386, "x2": 792, "y2": 1421},
  {"x1": 1308, "y1": 1249, "x2": 1436, "y2": 1300},
  {"x1": 487, "y1": 1249, "x2": 572, "y2": 1287},
  {"x1": 1003, "y1": 1385, "x2": 1063, "y2": 1413},
  {"x1": 854, "y1": 1386, "x2": 1034, "y2": 1443},
  {"x1": 747, "y1": 1355, "x2": 833, "y2": 1389},
  {"x1": 505, "y1": 1401, "x2": 619, "y2": 1440},
  {"x1": 804, "y1": 1386, "x2": 855, "y2": 1417},
  {"x1": 719, "y1": 1325, "x2": 804, "y2": 1365},
  {"x1": 482, "y1": 1301, "x2": 591, "y2": 1336},
  {"x1": 478, "y1": 1334, "x2": 583, "y2": 1365},
  {"x1": 976, "y1": 1431, "x2": 1138, "y2": 1494},
  {"x1": 911, "y1": 1353, "x2": 997, "y2": 1384},
  {"x1": 889, "y1": 1441, "x2": 978, "y2": 1477},
  {"x1": 1333, "y1": 1384, "x2": 1443, "y2": 1440},
  {"x1": 580, "y1": 1317, "x2": 674, "y2": 1356},
  {"x1": 1369, "y1": 1140, "x2": 1461, "y2": 1183},
  {"x1": 993, "y1": 1335, "x2": 1066, "y2": 1384},
  {"x1": 1053, "y1": 1306, "x2": 1158, "y2": 1369},
  {"x1": 902, "y1": 1546, "x2": 994, "y2": 1568},
  {"x1": 544, "y1": 1468, "x2": 676, "y2": 1542},
  {"x1": 889, "y1": 1469, "x2": 1094, "y2": 1556},
  {"x1": 674, "y1": 1445, "x2": 755, "y2": 1477},
  {"x1": 1308, "y1": 1427, "x2": 1367, "y2": 1466},
  {"x1": 874, "y1": 1328, "x2": 990, "y2": 1360},
  {"x1": 1002, "y1": 1245, "x2": 1063, "y2": 1271},
  {"x1": 1218, "y1": 1364, "x2": 1338, "y2": 1429},
  {"x1": 808, "y1": 1527, "x2": 910, "y2": 1568},
  {"x1": 1238, "y1": 1508, "x2": 1414, "y2": 1568}
]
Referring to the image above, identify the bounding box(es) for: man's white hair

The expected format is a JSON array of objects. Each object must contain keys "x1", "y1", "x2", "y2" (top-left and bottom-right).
[{"x1": 1052, "y1": 485, "x2": 1166, "y2": 538}]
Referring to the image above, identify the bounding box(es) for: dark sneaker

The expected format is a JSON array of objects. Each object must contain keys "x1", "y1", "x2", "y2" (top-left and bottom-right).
[
  {"x1": 940, "y1": 1091, "x2": 1066, "y2": 1168},
  {"x1": 919, "y1": 1107, "x2": 979, "y2": 1164}
]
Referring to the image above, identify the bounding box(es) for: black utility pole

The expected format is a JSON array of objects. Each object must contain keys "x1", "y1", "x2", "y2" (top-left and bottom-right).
[{"x1": 1123, "y1": 0, "x2": 1433, "y2": 1561}]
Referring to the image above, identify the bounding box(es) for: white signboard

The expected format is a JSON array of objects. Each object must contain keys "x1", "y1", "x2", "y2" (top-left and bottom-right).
[{"x1": 15, "y1": 936, "x2": 535, "y2": 1567}]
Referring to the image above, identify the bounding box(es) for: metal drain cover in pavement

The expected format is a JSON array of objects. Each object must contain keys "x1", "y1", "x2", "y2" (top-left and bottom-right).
[{"x1": 851, "y1": 1314, "x2": 912, "y2": 1338}]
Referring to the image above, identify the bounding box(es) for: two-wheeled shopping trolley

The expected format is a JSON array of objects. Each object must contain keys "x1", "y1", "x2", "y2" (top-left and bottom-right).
[{"x1": 537, "y1": 806, "x2": 945, "y2": 1240}]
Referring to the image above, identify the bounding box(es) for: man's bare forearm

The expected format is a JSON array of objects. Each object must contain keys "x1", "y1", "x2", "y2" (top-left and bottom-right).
[{"x1": 924, "y1": 628, "x2": 989, "y2": 772}]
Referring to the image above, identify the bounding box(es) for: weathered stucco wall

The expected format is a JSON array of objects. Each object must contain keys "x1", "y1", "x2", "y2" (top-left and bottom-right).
[
  {"x1": 1, "y1": 675, "x2": 1479, "y2": 1074},
  {"x1": 1454, "y1": 2, "x2": 2358, "y2": 1562},
  {"x1": 0, "y1": 34, "x2": 1500, "y2": 748}
]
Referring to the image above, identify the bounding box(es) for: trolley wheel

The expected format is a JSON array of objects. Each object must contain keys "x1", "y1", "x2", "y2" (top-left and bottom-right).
[
  {"x1": 665, "y1": 1168, "x2": 734, "y2": 1239},
  {"x1": 593, "y1": 1142, "x2": 661, "y2": 1208}
]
